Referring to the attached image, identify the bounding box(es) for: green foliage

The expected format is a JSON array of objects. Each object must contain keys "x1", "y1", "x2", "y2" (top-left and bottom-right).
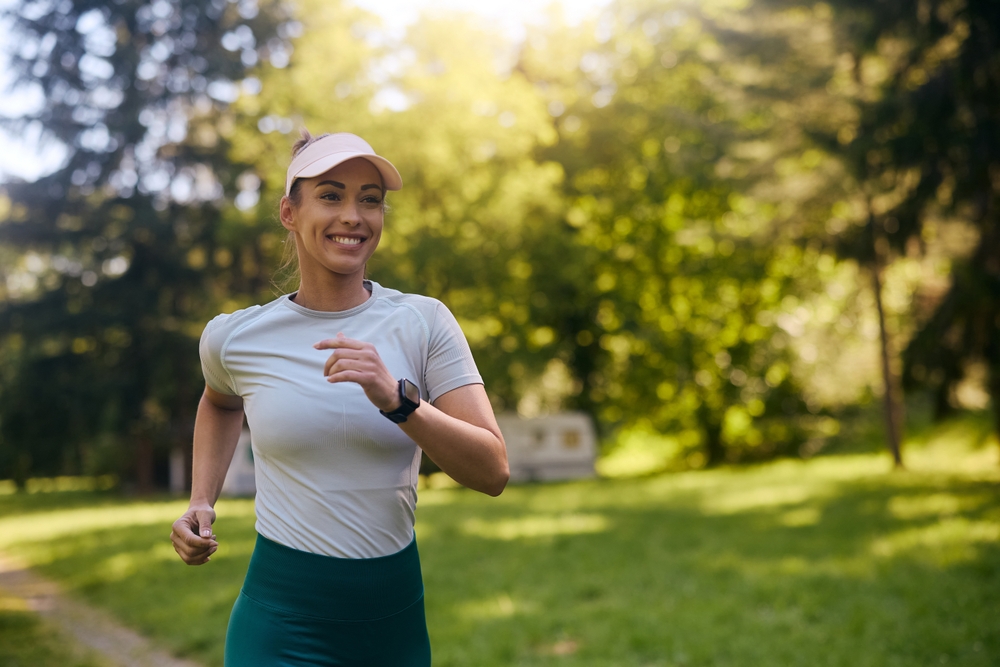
[
  {"x1": 1, "y1": 417, "x2": 997, "y2": 665},
  {"x1": 516, "y1": 3, "x2": 831, "y2": 463},
  {"x1": 0, "y1": 0, "x2": 293, "y2": 485},
  {"x1": 759, "y1": 0, "x2": 1000, "y2": 429},
  {"x1": 2, "y1": 0, "x2": 998, "y2": 480},
  {"x1": 226, "y1": 1, "x2": 835, "y2": 465},
  {"x1": 231, "y1": 2, "x2": 573, "y2": 413}
]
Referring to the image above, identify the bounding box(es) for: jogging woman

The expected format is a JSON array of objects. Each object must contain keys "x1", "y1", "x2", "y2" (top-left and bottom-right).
[{"x1": 169, "y1": 130, "x2": 509, "y2": 666}]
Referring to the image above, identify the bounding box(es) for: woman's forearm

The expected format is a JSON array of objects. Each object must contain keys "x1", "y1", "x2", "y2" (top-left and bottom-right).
[
  {"x1": 313, "y1": 336, "x2": 508, "y2": 496},
  {"x1": 189, "y1": 391, "x2": 246, "y2": 508},
  {"x1": 398, "y1": 391, "x2": 508, "y2": 496}
]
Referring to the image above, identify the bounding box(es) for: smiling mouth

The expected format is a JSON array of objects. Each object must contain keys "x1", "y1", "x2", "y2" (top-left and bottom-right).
[{"x1": 326, "y1": 235, "x2": 364, "y2": 246}]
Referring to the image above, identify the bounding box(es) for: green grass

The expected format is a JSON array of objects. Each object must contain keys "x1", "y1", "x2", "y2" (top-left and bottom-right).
[
  {"x1": 0, "y1": 608, "x2": 106, "y2": 667},
  {"x1": 0, "y1": 414, "x2": 998, "y2": 666}
]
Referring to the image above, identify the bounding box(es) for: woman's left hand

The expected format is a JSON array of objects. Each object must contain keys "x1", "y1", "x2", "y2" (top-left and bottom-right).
[{"x1": 314, "y1": 333, "x2": 401, "y2": 412}]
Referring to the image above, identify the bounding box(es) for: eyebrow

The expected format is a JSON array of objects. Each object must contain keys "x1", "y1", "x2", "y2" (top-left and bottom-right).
[{"x1": 316, "y1": 180, "x2": 383, "y2": 192}]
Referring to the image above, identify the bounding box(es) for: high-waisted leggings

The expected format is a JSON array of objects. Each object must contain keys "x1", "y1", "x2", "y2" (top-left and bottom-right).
[{"x1": 224, "y1": 534, "x2": 431, "y2": 666}]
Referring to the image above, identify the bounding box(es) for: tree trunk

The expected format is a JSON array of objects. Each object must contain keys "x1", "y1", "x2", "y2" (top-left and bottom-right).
[
  {"x1": 990, "y1": 371, "x2": 1000, "y2": 469},
  {"x1": 135, "y1": 434, "x2": 154, "y2": 495},
  {"x1": 869, "y1": 205, "x2": 904, "y2": 469},
  {"x1": 13, "y1": 453, "x2": 30, "y2": 492},
  {"x1": 932, "y1": 383, "x2": 954, "y2": 422},
  {"x1": 703, "y1": 421, "x2": 725, "y2": 467},
  {"x1": 982, "y1": 211, "x2": 1000, "y2": 464},
  {"x1": 698, "y1": 401, "x2": 725, "y2": 467},
  {"x1": 868, "y1": 197, "x2": 903, "y2": 469},
  {"x1": 991, "y1": 375, "x2": 1000, "y2": 467}
]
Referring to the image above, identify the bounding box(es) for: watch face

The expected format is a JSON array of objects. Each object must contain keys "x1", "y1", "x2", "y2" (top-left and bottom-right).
[{"x1": 402, "y1": 379, "x2": 421, "y2": 406}]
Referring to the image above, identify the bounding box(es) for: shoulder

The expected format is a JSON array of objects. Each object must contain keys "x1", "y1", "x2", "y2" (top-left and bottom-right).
[
  {"x1": 200, "y1": 301, "x2": 285, "y2": 396},
  {"x1": 372, "y1": 283, "x2": 472, "y2": 355},
  {"x1": 374, "y1": 282, "x2": 443, "y2": 312},
  {"x1": 372, "y1": 282, "x2": 448, "y2": 325},
  {"x1": 202, "y1": 297, "x2": 285, "y2": 342}
]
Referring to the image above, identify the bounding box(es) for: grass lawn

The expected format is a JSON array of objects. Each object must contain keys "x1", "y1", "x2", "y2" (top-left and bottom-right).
[
  {"x1": 0, "y1": 413, "x2": 998, "y2": 666},
  {"x1": 0, "y1": 608, "x2": 106, "y2": 667}
]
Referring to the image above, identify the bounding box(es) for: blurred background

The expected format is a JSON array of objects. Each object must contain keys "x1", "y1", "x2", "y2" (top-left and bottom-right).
[
  {"x1": 1, "y1": 0, "x2": 998, "y2": 487},
  {"x1": 0, "y1": 0, "x2": 998, "y2": 665}
]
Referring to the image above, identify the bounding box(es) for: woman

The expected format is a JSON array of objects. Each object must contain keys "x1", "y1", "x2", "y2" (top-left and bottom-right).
[{"x1": 170, "y1": 131, "x2": 509, "y2": 666}]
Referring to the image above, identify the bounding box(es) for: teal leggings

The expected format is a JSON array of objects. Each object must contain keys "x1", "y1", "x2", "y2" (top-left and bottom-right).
[{"x1": 225, "y1": 534, "x2": 431, "y2": 666}]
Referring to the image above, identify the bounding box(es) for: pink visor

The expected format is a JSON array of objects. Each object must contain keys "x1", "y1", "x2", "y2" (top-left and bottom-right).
[{"x1": 284, "y1": 132, "x2": 402, "y2": 196}]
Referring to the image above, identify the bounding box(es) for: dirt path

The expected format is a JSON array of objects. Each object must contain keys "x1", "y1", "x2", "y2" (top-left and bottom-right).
[{"x1": 0, "y1": 553, "x2": 205, "y2": 667}]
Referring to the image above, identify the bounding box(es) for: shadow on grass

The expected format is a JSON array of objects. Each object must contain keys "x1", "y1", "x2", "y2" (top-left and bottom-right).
[
  {"x1": 0, "y1": 608, "x2": 104, "y2": 667},
  {"x1": 825, "y1": 399, "x2": 997, "y2": 459},
  {"x1": 21, "y1": 511, "x2": 255, "y2": 666},
  {"x1": 416, "y1": 473, "x2": 999, "y2": 667},
  {"x1": 1, "y1": 448, "x2": 997, "y2": 667}
]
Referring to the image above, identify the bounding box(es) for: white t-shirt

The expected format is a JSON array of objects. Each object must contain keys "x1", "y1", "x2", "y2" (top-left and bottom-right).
[{"x1": 199, "y1": 280, "x2": 483, "y2": 558}]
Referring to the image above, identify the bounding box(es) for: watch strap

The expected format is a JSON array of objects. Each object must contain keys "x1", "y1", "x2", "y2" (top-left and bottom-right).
[{"x1": 379, "y1": 379, "x2": 419, "y2": 423}]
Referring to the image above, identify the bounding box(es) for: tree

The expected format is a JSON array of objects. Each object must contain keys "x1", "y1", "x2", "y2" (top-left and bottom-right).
[
  {"x1": 244, "y1": 3, "x2": 831, "y2": 467},
  {"x1": 0, "y1": 0, "x2": 292, "y2": 489},
  {"x1": 781, "y1": 0, "x2": 1000, "y2": 450},
  {"x1": 515, "y1": 1, "x2": 829, "y2": 465}
]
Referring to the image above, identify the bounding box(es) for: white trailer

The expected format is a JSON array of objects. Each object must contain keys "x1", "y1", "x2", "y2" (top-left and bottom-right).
[
  {"x1": 496, "y1": 412, "x2": 598, "y2": 483},
  {"x1": 220, "y1": 426, "x2": 256, "y2": 497}
]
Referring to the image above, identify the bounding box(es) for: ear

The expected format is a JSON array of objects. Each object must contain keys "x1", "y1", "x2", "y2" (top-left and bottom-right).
[{"x1": 279, "y1": 196, "x2": 297, "y2": 232}]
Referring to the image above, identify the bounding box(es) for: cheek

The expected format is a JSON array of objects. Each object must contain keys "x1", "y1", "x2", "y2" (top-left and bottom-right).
[
  {"x1": 368, "y1": 229, "x2": 383, "y2": 257},
  {"x1": 366, "y1": 213, "x2": 384, "y2": 240}
]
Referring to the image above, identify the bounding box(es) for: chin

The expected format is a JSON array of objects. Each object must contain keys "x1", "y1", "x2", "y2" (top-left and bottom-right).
[{"x1": 321, "y1": 261, "x2": 368, "y2": 277}]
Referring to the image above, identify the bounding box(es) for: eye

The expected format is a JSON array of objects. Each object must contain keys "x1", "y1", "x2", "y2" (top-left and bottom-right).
[
  {"x1": 320, "y1": 191, "x2": 341, "y2": 201},
  {"x1": 362, "y1": 195, "x2": 383, "y2": 205}
]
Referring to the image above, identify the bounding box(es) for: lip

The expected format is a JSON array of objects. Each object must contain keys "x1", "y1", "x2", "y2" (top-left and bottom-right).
[{"x1": 323, "y1": 233, "x2": 367, "y2": 249}]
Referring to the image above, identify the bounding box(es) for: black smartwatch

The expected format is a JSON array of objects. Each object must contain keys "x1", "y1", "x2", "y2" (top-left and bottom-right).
[{"x1": 380, "y1": 378, "x2": 421, "y2": 423}]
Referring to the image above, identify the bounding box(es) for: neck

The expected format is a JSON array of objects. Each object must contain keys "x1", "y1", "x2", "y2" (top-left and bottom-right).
[{"x1": 292, "y1": 265, "x2": 371, "y2": 312}]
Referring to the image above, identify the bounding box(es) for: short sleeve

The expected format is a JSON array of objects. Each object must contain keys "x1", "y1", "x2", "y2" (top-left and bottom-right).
[
  {"x1": 199, "y1": 315, "x2": 238, "y2": 396},
  {"x1": 424, "y1": 301, "x2": 483, "y2": 403}
]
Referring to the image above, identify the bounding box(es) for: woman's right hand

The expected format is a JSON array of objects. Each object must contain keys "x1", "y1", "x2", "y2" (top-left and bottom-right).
[{"x1": 170, "y1": 504, "x2": 218, "y2": 565}]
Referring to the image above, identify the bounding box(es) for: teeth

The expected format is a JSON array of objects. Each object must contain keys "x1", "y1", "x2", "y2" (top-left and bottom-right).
[{"x1": 329, "y1": 236, "x2": 362, "y2": 245}]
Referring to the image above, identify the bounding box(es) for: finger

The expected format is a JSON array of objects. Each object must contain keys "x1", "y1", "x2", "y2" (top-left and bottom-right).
[
  {"x1": 324, "y1": 356, "x2": 370, "y2": 378},
  {"x1": 329, "y1": 350, "x2": 386, "y2": 374},
  {"x1": 184, "y1": 547, "x2": 215, "y2": 566},
  {"x1": 173, "y1": 523, "x2": 215, "y2": 549},
  {"x1": 324, "y1": 351, "x2": 346, "y2": 377},
  {"x1": 327, "y1": 370, "x2": 369, "y2": 384},
  {"x1": 315, "y1": 339, "x2": 366, "y2": 351},
  {"x1": 314, "y1": 335, "x2": 366, "y2": 351},
  {"x1": 195, "y1": 509, "x2": 215, "y2": 539},
  {"x1": 172, "y1": 534, "x2": 216, "y2": 562},
  {"x1": 182, "y1": 541, "x2": 216, "y2": 557},
  {"x1": 181, "y1": 534, "x2": 215, "y2": 549},
  {"x1": 171, "y1": 529, "x2": 215, "y2": 556}
]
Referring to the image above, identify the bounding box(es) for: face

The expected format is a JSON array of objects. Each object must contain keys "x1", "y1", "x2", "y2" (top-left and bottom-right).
[{"x1": 280, "y1": 158, "x2": 385, "y2": 281}]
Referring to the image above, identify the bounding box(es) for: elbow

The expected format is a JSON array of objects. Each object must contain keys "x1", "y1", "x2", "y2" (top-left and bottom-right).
[
  {"x1": 485, "y1": 434, "x2": 509, "y2": 497},
  {"x1": 484, "y1": 463, "x2": 510, "y2": 497}
]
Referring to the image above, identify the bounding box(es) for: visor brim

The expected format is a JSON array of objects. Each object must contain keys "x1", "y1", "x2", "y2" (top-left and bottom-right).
[{"x1": 285, "y1": 151, "x2": 402, "y2": 195}]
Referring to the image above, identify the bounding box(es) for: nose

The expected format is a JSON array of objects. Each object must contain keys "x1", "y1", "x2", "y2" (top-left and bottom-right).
[{"x1": 340, "y1": 198, "x2": 361, "y2": 226}]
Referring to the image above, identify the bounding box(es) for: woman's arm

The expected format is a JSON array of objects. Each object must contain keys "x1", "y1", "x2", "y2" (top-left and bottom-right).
[
  {"x1": 316, "y1": 334, "x2": 509, "y2": 496},
  {"x1": 399, "y1": 384, "x2": 508, "y2": 496},
  {"x1": 170, "y1": 386, "x2": 245, "y2": 565}
]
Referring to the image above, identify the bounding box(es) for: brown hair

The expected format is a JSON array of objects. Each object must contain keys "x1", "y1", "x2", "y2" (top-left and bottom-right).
[
  {"x1": 273, "y1": 129, "x2": 325, "y2": 293},
  {"x1": 286, "y1": 129, "x2": 331, "y2": 206}
]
